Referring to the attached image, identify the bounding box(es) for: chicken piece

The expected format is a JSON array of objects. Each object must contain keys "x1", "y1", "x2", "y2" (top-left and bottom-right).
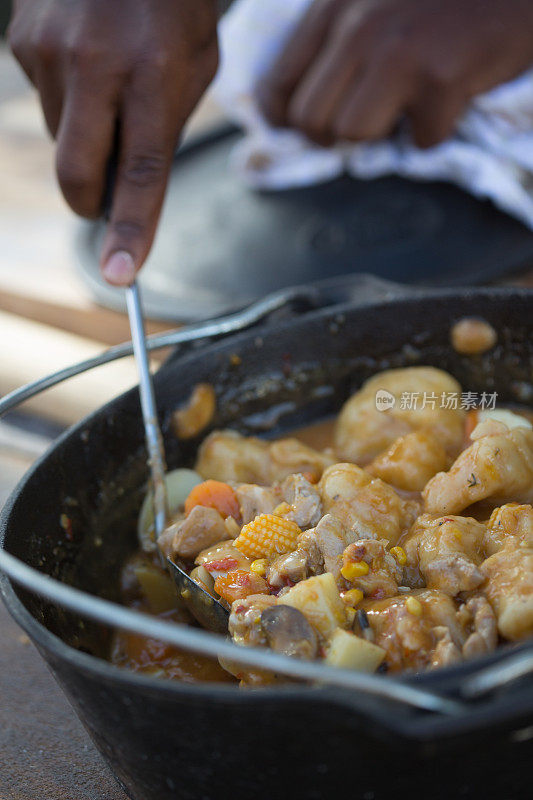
[
  {"x1": 196, "y1": 430, "x2": 269, "y2": 483},
  {"x1": 228, "y1": 594, "x2": 278, "y2": 647},
  {"x1": 335, "y1": 367, "x2": 464, "y2": 464},
  {"x1": 224, "y1": 597, "x2": 320, "y2": 684},
  {"x1": 368, "y1": 429, "x2": 450, "y2": 492},
  {"x1": 457, "y1": 595, "x2": 498, "y2": 659},
  {"x1": 296, "y1": 529, "x2": 324, "y2": 575},
  {"x1": 431, "y1": 626, "x2": 462, "y2": 668},
  {"x1": 319, "y1": 463, "x2": 419, "y2": 546},
  {"x1": 342, "y1": 539, "x2": 402, "y2": 600},
  {"x1": 313, "y1": 514, "x2": 351, "y2": 584},
  {"x1": 403, "y1": 514, "x2": 486, "y2": 596},
  {"x1": 297, "y1": 513, "x2": 376, "y2": 587},
  {"x1": 236, "y1": 484, "x2": 280, "y2": 525},
  {"x1": 481, "y1": 537, "x2": 533, "y2": 641},
  {"x1": 196, "y1": 430, "x2": 333, "y2": 485},
  {"x1": 484, "y1": 503, "x2": 533, "y2": 555},
  {"x1": 160, "y1": 506, "x2": 230, "y2": 562},
  {"x1": 364, "y1": 589, "x2": 466, "y2": 672},
  {"x1": 268, "y1": 438, "x2": 334, "y2": 483},
  {"x1": 423, "y1": 422, "x2": 533, "y2": 515},
  {"x1": 220, "y1": 594, "x2": 280, "y2": 686},
  {"x1": 279, "y1": 473, "x2": 322, "y2": 528},
  {"x1": 267, "y1": 550, "x2": 308, "y2": 589},
  {"x1": 156, "y1": 517, "x2": 184, "y2": 559}
]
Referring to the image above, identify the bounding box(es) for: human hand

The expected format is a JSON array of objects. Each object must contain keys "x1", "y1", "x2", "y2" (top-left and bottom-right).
[
  {"x1": 258, "y1": 0, "x2": 533, "y2": 149},
  {"x1": 9, "y1": 0, "x2": 218, "y2": 285}
]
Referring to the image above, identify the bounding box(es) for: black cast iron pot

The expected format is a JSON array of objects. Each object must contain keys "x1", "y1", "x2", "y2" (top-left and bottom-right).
[{"x1": 2, "y1": 275, "x2": 533, "y2": 800}]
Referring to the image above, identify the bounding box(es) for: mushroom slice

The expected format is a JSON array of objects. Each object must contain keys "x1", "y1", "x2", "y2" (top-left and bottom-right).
[{"x1": 260, "y1": 605, "x2": 318, "y2": 660}]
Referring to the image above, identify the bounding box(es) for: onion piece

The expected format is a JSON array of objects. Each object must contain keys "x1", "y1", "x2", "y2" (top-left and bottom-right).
[
  {"x1": 479, "y1": 408, "x2": 532, "y2": 431},
  {"x1": 138, "y1": 468, "x2": 203, "y2": 551}
]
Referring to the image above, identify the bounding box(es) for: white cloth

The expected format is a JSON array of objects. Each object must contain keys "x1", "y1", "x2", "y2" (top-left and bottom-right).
[{"x1": 212, "y1": 0, "x2": 533, "y2": 229}]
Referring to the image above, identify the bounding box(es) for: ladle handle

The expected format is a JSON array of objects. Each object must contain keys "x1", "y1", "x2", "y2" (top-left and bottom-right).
[{"x1": 126, "y1": 282, "x2": 168, "y2": 544}]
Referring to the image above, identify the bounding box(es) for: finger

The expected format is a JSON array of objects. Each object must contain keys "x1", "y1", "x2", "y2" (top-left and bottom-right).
[
  {"x1": 33, "y1": 59, "x2": 64, "y2": 137},
  {"x1": 99, "y1": 82, "x2": 178, "y2": 286},
  {"x1": 101, "y1": 44, "x2": 218, "y2": 286},
  {"x1": 332, "y1": 49, "x2": 414, "y2": 143},
  {"x1": 55, "y1": 75, "x2": 118, "y2": 218},
  {"x1": 408, "y1": 90, "x2": 468, "y2": 149},
  {"x1": 8, "y1": 11, "x2": 64, "y2": 135},
  {"x1": 7, "y1": 7, "x2": 36, "y2": 82},
  {"x1": 285, "y1": 28, "x2": 366, "y2": 145},
  {"x1": 257, "y1": 0, "x2": 344, "y2": 126}
]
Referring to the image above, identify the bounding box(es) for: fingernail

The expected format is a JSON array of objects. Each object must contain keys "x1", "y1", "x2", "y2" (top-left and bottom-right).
[{"x1": 102, "y1": 251, "x2": 136, "y2": 286}]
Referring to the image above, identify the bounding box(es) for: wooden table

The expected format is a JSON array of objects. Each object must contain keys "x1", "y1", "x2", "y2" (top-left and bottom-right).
[{"x1": 0, "y1": 449, "x2": 128, "y2": 800}]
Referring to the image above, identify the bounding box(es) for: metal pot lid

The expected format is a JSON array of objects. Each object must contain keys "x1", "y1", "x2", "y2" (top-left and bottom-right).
[{"x1": 75, "y1": 125, "x2": 533, "y2": 322}]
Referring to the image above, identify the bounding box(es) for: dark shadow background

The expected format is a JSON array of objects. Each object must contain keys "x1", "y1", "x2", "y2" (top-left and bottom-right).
[{"x1": 1, "y1": 1, "x2": 10, "y2": 37}]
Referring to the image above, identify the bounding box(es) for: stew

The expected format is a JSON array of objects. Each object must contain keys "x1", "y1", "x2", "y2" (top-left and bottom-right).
[{"x1": 111, "y1": 365, "x2": 533, "y2": 685}]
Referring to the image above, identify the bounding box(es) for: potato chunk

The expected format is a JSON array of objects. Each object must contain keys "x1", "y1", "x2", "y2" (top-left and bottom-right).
[
  {"x1": 423, "y1": 424, "x2": 533, "y2": 515},
  {"x1": 282, "y1": 573, "x2": 346, "y2": 637},
  {"x1": 368, "y1": 429, "x2": 449, "y2": 492},
  {"x1": 335, "y1": 367, "x2": 464, "y2": 464},
  {"x1": 196, "y1": 430, "x2": 333, "y2": 484},
  {"x1": 484, "y1": 503, "x2": 533, "y2": 555},
  {"x1": 325, "y1": 629, "x2": 385, "y2": 672},
  {"x1": 482, "y1": 538, "x2": 533, "y2": 641}
]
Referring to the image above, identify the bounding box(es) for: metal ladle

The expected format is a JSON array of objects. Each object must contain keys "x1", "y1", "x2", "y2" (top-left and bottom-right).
[{"x1": 125, "y1": 282, "x2": 229, "y2": 633}]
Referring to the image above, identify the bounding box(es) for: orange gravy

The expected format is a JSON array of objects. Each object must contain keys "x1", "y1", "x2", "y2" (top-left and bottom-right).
[{"x1": 111, "y1": 608, "x2": 234, "y2": 683}]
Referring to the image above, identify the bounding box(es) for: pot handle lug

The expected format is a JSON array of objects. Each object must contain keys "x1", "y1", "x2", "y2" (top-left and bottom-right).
[
  {"x1": 296, "y1": 273, "x2": 423, "y2": 311},
  {"x1": 0, "y1": 282, "x2": 320, "y2": 418},
  {"x1": 462, "y1": 648, "x2": 533, "y2": 699},
  {"x1": 0, "y1": 274, "x2": 420, "y2": 418}
]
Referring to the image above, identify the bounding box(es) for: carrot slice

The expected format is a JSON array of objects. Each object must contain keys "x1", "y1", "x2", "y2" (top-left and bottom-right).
[{"x1": 184, "y1": 479, "x2": 240, "y2": 520}]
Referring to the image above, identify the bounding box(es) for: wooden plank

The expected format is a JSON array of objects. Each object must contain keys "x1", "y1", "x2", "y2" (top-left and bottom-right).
[
  {"x1": 0, "y1": 309, "x2": 162, "y2": 426},
  {"x1": 0, "y1": 286, "x2": 175, "y2": 345}
]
